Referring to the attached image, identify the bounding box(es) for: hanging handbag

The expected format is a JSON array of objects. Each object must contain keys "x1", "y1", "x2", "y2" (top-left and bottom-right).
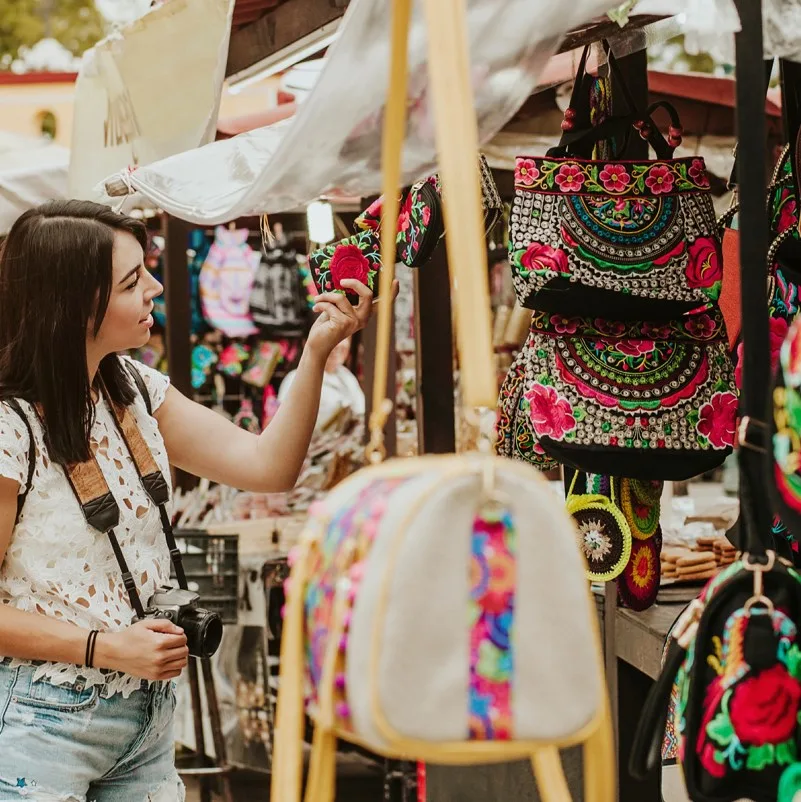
[
  {"x1": 508, "y1": 309, "x2": 736, "y2": 480},
  {"x1": 509, "y1": 45, "x2": 722, "y2": 321},
  {"x1": 270, "y1": 5, "x2": 613, "y2": 802},
  {"x1": 355, "y1": 154, "x2": 503, "y2": 268},
  {"x1": 249, "y1": 239, "x2": 311, "y2": 338},
  {"x1": 495, "y1": 348, "x2": 559, "y2": 471}
]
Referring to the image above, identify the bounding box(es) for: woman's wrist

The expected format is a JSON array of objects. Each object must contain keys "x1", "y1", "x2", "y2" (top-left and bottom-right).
[
  {"x1": 91, "y1": 631, "x2": 120, "y2": 672},
  {"x1": 300, "y1": 341, "x2": 329, "y2": 372}
]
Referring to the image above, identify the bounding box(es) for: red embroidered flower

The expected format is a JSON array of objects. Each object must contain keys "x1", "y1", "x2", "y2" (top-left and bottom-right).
[
  {"x1": 593, "y1": 319, "x2": 627, "y2": 337},
  {"x1": 616, "y1": 339, "x2": 655, "y2": 357},
  {"x1": 515, "y1": 158, "x2": 540, "y2": 187},
  {"x1": 329, "y1": 244, "x2": 370, "y2": 290},
  {"x1": 688, "y1": 158, "x2": 710, "y2": 188},
  {"x1": 598, "y1": 164, "x2": 630, "y2": 193},
  {"x1": 520, "y1": 242, "x2": 569, "y2": 276},
  {"x1": 360, "y1": 198, "x2": 383, "y2": 231},
  {"x1": 730, "y1": 664, "x2": 801, "y2": 745},
  {"x1": 685, "y1": 313, "x2": 718, "y2": 340},
  {"x1": 398, "y1": 193, "x2": 413, "y2": 232},
  {"x1": 421, "y1": 205, "x2": 432, "y2": 226},
  {"x1": 645, "y1": 164, "x2": 675, "y2": 195},
  {"x1": 549, "y1": 315, "x2": 578, "y2": 335},
  {"x1": 524, "y1": 384, "x2": 577, "y2": 440},
  {"x1": 642, "y1": 322, "x2": 674, "y2": 340},
  {"x1": 696, "y1": 392, "x2": 738, "y2": 448},
  {"x1": 555, "y1": 164, "x2": 585, "y2": 192},
  {"x1": 735, "y1": 316, "x2": 788, "y2": 390},
  {"x1": 778, "y1": 199, "x2": 798, "y2": 234},
  {"x1": 685, "y1": 238, "x2": 723, "y2": 290}
]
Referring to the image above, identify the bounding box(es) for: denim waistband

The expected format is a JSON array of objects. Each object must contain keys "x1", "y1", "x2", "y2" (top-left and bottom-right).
[{"x1": 0, "y1": 657, "x2": 156, "y2": 695}]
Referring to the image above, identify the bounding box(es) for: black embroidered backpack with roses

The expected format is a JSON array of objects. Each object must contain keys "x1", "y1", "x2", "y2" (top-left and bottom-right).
[{"x1": 508, "y1": 44, "x2": 723, "y2": 322}]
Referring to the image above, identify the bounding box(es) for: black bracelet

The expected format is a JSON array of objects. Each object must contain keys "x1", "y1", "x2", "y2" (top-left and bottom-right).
[{"x1": 85, "y1": 630, "x2": 99, "y2": 669}]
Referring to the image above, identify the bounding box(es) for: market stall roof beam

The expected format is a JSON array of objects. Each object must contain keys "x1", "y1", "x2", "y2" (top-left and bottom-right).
[{"x1": 225, "y1": 0, "x2": 666, "y2": 80}]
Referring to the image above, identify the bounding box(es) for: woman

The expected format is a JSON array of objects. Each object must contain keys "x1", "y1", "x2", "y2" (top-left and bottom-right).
[
  {"x1": 278, "y1": 335, "x2": 365, "y2": 431},
  {"x1": 0, "y1": 200, "x2": 391, "y2": 801}
]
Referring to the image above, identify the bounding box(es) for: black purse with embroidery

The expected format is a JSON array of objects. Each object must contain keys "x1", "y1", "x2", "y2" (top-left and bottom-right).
[{"x1": 507, "y1": 308, "x2": 736, "y2": 480}]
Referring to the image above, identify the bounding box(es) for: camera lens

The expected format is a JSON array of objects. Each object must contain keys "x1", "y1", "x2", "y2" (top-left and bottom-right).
[{"x1": 179, "y1": 607, "x2": 223, "y2": 658}]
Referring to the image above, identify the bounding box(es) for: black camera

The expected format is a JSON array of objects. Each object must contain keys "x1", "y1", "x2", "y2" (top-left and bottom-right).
[{"x1": 146, "y1": 587, "x2": 223, "y2": 658}]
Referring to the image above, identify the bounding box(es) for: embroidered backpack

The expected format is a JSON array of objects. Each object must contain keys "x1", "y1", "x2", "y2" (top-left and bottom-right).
[
  {"x1": 271, "y1": 4, "x2": 614, "y2": 801},
  {"x1": 199, "y1": 226, "x2": 260, "y2": 338},
  {"x1": 249, "y1": 239, "x2": 311, "y2": 338}
]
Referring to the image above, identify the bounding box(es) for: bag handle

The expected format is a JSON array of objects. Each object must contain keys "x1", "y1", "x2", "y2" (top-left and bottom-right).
[
  {"x1": 552, "y1": 43, "x2": 681, "y2": 161},
  {"x1": 366, "y1": 0, "x2": 497, "y2": 463},
  {"x1": 733, "y1": 0, "x2": 773, "y2": 555}
]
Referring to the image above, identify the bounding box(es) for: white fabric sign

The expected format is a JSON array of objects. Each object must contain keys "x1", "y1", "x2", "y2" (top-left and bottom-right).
[{"x1": 69, "y1": 0, "x2": 234, "y2": 200}]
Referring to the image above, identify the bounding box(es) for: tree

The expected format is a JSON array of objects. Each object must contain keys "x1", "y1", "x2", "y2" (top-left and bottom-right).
[{"x1": 0, "y1": 0, "x2": 106, "y2": 68}]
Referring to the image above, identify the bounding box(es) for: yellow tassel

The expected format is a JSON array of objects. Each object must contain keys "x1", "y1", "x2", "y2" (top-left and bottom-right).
[
  {"x1": 531, "y1": 747, "x2": 571, "y2": 802},
  {"x1": 270, "y1": 544, "x2": 311, "y2": 802}
]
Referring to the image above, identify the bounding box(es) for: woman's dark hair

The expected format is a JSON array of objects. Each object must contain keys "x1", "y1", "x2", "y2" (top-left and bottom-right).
[{"x1": 0, "y1": 200, "x2": 148, "y2": 464}]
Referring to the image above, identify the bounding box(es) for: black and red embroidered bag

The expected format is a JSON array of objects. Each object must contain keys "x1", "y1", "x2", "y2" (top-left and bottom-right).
[
  {"x1": 508, "y1": 45, "x2": 723, "y2": 321},
  {"x1": 497, "y1": 308, "x2": 736, "y2": 480}
]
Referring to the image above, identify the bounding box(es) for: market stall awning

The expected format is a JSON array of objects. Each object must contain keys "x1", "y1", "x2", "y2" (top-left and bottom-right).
[
  {"x1": 0, "y1": 132, "x2": 69, "y2": 234},
  {"x1": 100, "y1": 0, "x2": 646, "y2": 223}
]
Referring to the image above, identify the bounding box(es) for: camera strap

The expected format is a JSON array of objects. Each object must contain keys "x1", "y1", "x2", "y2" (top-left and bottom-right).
[{"x1": 8, "y1": 363, "x2": 189, "y2": 620}]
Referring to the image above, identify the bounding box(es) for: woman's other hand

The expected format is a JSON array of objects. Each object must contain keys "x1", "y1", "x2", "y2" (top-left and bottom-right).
[{"x1": 94, "y1": 618, "x2": 189, "y2": 681}]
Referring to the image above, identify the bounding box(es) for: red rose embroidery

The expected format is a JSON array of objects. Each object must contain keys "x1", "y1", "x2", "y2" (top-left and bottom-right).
[
  {"x1": 421, "y1": 205, "x2": 432, "y2": 226},
  {"x1": 524, "y1": 384, "x2": 577, "y2": 440},
  {"x1": 515, "y1": 158, "x2": 539, "y2": 187},
  {"x1": 598, "y1": 164, "x2": 630, "y2": 193},
  {"x1": 555, "y1": 164, "x2": 585, "y2": 192},
  {"x1": 776, "y1": 190, "x2": 798, "y2": 234},
  {"x1": 730, "y1": 664, "x2": 801, "y2": 746},
  {"x1": 520, "y1": 242, "x2": 569, "y2": 276},
  {"x1": 645, "y1": 164, "x2": 675, "y2": 195},
  {"x1": 329, "y1": 244, "x2": 370, "y2": 290},
  {"x1": 696, "y1": 392, "x2": 738, "y2": 448},
  {"x1": 616, "y1": 339, "x2": 655, "y2": 357},
  {"x1": 685, "y1": 238, "x2": 723, "y2": 290},
  {"x1": 688, "y1": 158, "x2": 710, "y2": 188},
  {"x1": 685, "y1": 313, "x2": 718, "y2": 340}
]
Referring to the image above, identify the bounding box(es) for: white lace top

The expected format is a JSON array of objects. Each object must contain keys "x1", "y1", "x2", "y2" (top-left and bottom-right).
[{"x1": 0, "y1": 357, "x2": 172, "y2": 698}]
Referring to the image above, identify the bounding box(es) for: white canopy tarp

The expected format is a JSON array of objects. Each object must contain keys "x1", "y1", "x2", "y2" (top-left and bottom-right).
[
  {"x1": 99, "y1": 0, "x2": 628, "y2": 222},
  {"x1": 0, "y1": 133, "x2": 69, "y2": 235},
  {"x1": 70, "y1": 0, "x2": 234, "y2": 200}
]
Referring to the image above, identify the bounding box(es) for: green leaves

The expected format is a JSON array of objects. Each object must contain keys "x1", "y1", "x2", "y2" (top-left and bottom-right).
[
  {"x1": 707, "y1": 710, "x2": 734, "y2": 747},
  {"x1": 746, "y1": 743, "x2": 774, "y2": 771}
]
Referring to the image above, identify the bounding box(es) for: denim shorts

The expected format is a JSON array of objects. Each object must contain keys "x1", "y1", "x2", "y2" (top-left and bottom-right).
[{"x1": 0, "y1": 660, "x2": 184, "y2": 801}]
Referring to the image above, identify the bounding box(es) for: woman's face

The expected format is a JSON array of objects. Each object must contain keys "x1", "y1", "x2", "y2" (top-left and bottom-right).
[{"x1": 91, "y1": 231, "x2": 163, "y2": 356}]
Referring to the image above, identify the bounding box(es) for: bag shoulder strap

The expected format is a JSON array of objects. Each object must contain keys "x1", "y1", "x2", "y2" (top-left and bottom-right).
[
  {"x1": 5, "y1": 398, "x2": 37, "y2": 524},
  {"x1": 124, "y1": 360, "x2": 152, "y2": 417}
]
